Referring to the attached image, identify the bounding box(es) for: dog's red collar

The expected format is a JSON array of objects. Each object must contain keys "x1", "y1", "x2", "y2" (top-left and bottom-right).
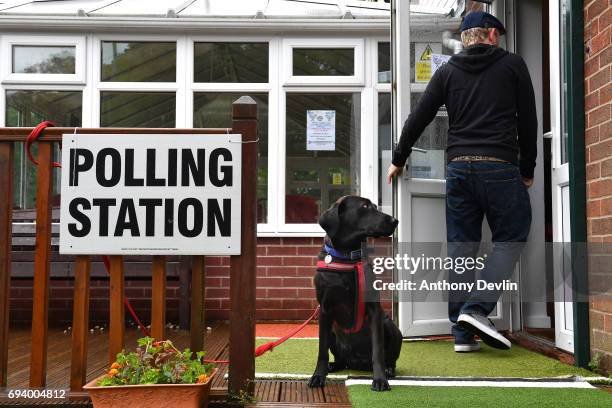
[{"x1": 316, "y1": 260, "x2": 366, "y2": 334}]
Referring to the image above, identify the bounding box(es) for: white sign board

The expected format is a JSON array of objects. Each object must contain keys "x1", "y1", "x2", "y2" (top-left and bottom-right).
[
  {"x1": 306, "y1": 110, "x2": 336, "y2": 151},
  {"x1": 59, "y1": 134, "x2": 242, "y2": 255}
]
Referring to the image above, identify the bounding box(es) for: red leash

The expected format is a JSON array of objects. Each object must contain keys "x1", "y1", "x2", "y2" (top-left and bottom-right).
[
  {"x1": 26, "y1": 121, "x2": 322, "y2": 362},
  {"x1": 26, "y1": 121, "x2": 61, "y2": 167},
  {"x1": 100, "y1": 256, "x2": 151, "y2": 337},
  {"x1": 203, "y1": 305, "x2": 320, "y2": 364}
]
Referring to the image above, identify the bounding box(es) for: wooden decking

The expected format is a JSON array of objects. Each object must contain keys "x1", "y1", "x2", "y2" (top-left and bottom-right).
[{"x1": 0, "y1": 323, "x2": 350, "y2": 407}]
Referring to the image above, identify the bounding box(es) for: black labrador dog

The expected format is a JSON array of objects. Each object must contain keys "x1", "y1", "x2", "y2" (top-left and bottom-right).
[{"x1": 308, "y1": 196, "x2": 402, "y2": 392}]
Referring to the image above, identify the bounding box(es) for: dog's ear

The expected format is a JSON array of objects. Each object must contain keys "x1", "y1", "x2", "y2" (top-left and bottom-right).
[{"x1": 319, "y1": 203, "x2": 341, "y2": 238}]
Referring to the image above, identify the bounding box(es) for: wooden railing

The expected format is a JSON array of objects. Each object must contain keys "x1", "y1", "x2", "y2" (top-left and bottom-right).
[{"x1": 0, "y1": 96, "x2": 258, "y2": 397}]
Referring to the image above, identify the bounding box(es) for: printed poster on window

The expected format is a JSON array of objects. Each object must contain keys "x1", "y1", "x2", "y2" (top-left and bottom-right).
[
  {"x1": 306, "y1": 110, "x2": 336, "y2": 151},
  {"x1": 431, "y1": 54, "x2": 452, "y2": 76},
  {"x1": 415, "y1": 43, "x2": 442, "y2": 83}
]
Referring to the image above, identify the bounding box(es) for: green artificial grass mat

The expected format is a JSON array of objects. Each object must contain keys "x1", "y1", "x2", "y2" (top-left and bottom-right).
[
  {"x1": 254, "y1": 339, "x2": 597, "y2": 378},
  {"x1": 348, "y1": 385, "x2": 612, "y2": 408}
]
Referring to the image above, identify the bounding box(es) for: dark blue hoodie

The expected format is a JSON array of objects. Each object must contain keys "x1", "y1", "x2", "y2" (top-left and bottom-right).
[{"x1": 392, "y1": 44, "x2": 538, "y2": 178}]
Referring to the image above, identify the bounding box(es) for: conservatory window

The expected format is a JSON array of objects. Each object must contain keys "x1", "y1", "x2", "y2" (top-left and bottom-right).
[
  {"x1": 100, "y1": 92, "x2": 176, "y2": 128},
  {"x1": 284, "y1": 93, "x2": 361, "y2": 224},
  {"x1": 193, "y1": 92, "x2": 269, "y2": 223},
  {"x1": 192, "y1": 40, "x2": 271, "y2": 225},
  {"x1": 6, "y1": 90, "x2": 82, "y2": 209},
  {"x1": 292, "y1": 48, "x2": 354, "y2": 76},
  {"x1": 193, "y1": 43, "x2": 268, "y2": 83},
  {"x1": 283, "y1": 39, "x2": 364, "y2": 85},
  {"x1": 12, "y1": 45, "x2": 75, "y2": 74},
  {"x1": 97, "y1": 39, "x2": 178, "y2": 128},
  {"x1": 101, "y1": 41, "x2": 176, "y2": 82},
  {"x1": 1, "y1": 36, "x2": 85, "y2": 83}
]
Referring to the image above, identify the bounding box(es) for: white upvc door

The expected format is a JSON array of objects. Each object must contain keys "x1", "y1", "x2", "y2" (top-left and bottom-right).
[
  {"x1": 549, "y1": 0, "x2": 574, "y2": 353},
  {"x1": 394, "y1": 1, "x2": 511, "y2": 336}
]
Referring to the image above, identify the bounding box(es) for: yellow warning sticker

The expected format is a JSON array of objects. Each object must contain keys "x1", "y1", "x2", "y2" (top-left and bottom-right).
[
  {"x1": 414, "y1": 43, "x2": 442, "y2": 83},
  {"x1": 415, "y1": 61, "x2": 431, "y2": 83},
  {"x1": 419, "y1": 44, "x2": 434, "y2": 61}
]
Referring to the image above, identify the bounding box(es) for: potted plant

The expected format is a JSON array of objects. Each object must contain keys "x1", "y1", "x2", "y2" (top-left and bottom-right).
[{"x1": 84, "y1": 337, "x2": 217, "y2": 408}]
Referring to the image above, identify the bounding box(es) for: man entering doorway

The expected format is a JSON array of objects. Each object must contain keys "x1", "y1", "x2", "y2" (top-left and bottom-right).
[{"x1": 387, "y1": 12, "x2": 537, "y2": 352}]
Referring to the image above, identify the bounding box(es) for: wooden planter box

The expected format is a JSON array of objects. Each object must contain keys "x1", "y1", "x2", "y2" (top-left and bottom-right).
[{"x1": 83, "y1": 368, "x2": 218, "y2": 408}]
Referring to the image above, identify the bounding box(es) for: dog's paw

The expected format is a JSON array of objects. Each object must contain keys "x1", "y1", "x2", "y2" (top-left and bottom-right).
[
  {"x1": 308, "y1": 374, "x2": 326, "y2": 388},
  {"x1": 385, "y1": 367, "x2": 396, "y2": 378},
  {"x1": 328, "y1": 361, "x2": 345, "y2": 372},
  {"x1": 371, "y1": 378, "x2": 391, "y2": 392}
]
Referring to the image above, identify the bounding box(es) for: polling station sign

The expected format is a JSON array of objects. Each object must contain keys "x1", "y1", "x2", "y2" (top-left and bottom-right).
[{"x1": 59, "y1": 134, "x2": 241, "y2": 255}]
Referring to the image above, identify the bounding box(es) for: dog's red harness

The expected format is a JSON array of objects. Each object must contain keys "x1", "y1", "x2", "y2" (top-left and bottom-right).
[{"x1": 316, "y1": 259, "x2": 366, "y2": 334}]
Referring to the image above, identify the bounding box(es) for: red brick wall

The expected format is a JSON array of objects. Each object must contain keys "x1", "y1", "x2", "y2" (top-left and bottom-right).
[
  {"x1": 205, "y1": 237, "x2": 322, "y2": 321},
  {"x1": 584, "y1": 0, "x2": 612, "y2": 374}
]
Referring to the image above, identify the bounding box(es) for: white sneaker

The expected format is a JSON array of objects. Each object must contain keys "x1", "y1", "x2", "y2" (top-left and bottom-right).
[
  {"x1": 454, "y1": 341, "x2": 481, "y2": 353},
  {"x1": 457, "y1": 313, "x2": 511, "y2": 350}
]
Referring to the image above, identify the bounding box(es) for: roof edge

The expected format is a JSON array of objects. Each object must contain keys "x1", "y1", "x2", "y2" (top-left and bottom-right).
[{"x1": 0, "y1": 15, "x2": 391, "y2": 32}]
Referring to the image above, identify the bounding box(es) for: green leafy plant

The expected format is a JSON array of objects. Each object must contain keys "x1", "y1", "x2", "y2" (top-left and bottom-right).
[
  {"x1": 588, "y1": 352, "x2": 603, "y2": 372},
  {"x1": 228, "y1": 389, "x2": 256, "y2": 406},
  {"x1": 96, "y1": 337, "x2": 214, "y2": 386}
]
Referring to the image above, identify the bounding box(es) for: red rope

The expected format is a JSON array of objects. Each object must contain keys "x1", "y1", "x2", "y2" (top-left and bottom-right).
[
  {"x1": 25, "y1": 121, "x2": 61, "y2": 167},
  {"x1": 26, "y1": 122, "x2": 150, "y2": 337},
  {"x1": 202, "y1": 305, "x2": 320, "y2": 364},
  {"x1": 27, "y1": 121, "x2": 321, "y2": 360},
  {"x1": 101, "y1": 256, "x2": 151, "y2": 337}
]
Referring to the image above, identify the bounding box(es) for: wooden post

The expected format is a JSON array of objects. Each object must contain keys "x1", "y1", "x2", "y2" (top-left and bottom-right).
[
  {"x1": 109, "y1": 256, "x2": 124, "y2": 363},
  {"x1": 29, "y1": 142, "x2": 53, "y2": 387},
  {"x1": 178, "y1": 256, "x2": 191, "y2": 330},
  {"x1": 70, "y1": 256, "x2": 91, "y2": 391},
  {"x1": 151, "y1": 255, "x2": 166, "y2": 341},
  {"x1": 229, "y1": 96, "x2": 258, "y2": 396},
  {"x1": 0, "y1": 142, "x2": 13, "y2": 387},
  {"x1": 190, "y1": 255, "x2": 205, "y2": 352}
]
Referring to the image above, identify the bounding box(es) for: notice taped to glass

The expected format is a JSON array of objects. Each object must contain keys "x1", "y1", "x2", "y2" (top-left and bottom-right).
[
  {"x1": 306, "y1": 110, "x2": 335, "y2": 151},
  {"x1": 59, "y1": 134, "x2": 241, "y2": 255}
]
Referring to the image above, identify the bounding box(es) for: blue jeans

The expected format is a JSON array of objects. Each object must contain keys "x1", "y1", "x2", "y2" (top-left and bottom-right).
[{"x1": 446, "y1": 161, "x2": 532, "y2": 343}]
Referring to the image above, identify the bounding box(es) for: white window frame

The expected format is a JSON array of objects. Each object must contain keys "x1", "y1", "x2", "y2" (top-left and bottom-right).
[
  {"x1": 277, "y1": 86, "x2": 368, "y2": 235},
  {"x1": 1, "y1": 34, "x2": 88, "y2": 211},
  {"x1": 3, "y1": 32, "x2": 386, "y2": 237},
  {"x1": 1, "y1": 35, "x2": 86, "y2": 84},
  {"x1": 3, "y1": 83, "x2": 85, "y2": 209},
  {"x1": 92, "y1": 34, "x2": 185, "y2": 128},
  {"x1": 282, "y1": 38, "x2": 365, "y2": 86},
  {"x1": 188, "y1": 36, "x2": 275, "y2": 229},
  {"x1": 372, "y1": 38, "x2": 392, "y2": 214},
  {"x1": 271, "y1": 37, "x2": 375, "y2": 235}
]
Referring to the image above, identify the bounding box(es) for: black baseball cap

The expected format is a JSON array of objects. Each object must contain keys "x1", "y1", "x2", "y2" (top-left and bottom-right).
[{"x1": 460, "y1": 11, "x2": 506, "y2": 35}]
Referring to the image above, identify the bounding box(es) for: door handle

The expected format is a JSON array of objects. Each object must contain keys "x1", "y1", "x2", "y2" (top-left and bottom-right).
[{"x1": 403, "y1": 148, "x2": 428, "y2": 179}]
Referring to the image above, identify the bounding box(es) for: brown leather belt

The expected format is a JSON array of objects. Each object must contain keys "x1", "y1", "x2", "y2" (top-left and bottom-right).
[{"x1": 451, "y1": 155, "x2": 509, "y2": 163}]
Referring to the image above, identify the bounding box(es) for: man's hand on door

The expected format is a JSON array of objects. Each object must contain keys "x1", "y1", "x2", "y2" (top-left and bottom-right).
[{"x1": 387, "y1": 164, "x2": 403, "y2": 184}]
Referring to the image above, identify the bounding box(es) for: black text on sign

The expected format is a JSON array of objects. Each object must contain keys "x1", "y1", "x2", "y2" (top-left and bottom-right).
[{"x1": 59, "y1": 134, "x2": 242, "y2": 255}]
